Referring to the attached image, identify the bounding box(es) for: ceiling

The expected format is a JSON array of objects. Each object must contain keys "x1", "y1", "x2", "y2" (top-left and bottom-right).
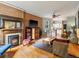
[{"x1": 0, "y1": 1, "x2": 79, "y2": 19}]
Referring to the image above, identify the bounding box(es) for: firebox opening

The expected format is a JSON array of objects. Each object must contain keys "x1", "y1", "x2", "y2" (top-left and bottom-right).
[{"x1": 8, "y1": 35, "x2": 19, "y2": 46}]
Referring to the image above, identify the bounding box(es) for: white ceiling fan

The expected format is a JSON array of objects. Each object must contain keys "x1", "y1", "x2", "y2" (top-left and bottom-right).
[
  {"x1": 52, "y1": 11, "x2": 60, "y2": 18},
  {"x1": 52, "y1": 11, "x2": 62, "y2": 22}
]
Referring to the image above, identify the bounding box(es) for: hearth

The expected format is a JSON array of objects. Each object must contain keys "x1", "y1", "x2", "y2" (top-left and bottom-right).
[{"x1": 5, "y1": 33, "x2": 21, "y2": 46}]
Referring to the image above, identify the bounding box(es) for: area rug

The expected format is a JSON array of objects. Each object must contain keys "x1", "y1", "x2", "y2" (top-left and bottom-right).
[{"x1": 33, "y1": 39, "x2": 52, "y2": 53}]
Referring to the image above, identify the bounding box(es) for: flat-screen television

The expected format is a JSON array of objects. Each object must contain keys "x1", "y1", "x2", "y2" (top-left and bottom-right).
[{"x1": 29, "y1": 20, "x2": 38, "y2": 27}]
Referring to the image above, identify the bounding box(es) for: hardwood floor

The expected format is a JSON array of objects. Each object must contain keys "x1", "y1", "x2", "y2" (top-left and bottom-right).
[
  {"x1": 13, "y1": 39, "x2": 60, "y2": 58},
  {"x1": 68, "y1": 43, "x2": 79, "y2": 57},
  {"x1": 13, "y1": 38, "x2": 79, "y2": 58},
  {"x1": 13, "y1": 45, "x2": 59, "y2": 58},
  {"x1": 4, "y1": 38, "x2": 79, "y2": 58}
]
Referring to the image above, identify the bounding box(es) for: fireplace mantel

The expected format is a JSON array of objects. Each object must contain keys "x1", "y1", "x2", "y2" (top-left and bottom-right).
[
  {"x1": 2, "y1": 29, "x2": 22, "y2": 31},
  {"x1": 0, "y1": 15, "x2": 23, "y2": 45},
  {"x1": 5, "y1": 33, "x2": 21, "y2": 45}
]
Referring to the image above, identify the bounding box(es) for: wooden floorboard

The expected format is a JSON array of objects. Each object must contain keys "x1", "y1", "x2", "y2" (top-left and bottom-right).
[
  {"x1": 13, "y1": 39, "x2": 60, "y2": 58},
  {"x1": 68, "y1": 43, "x2": 79, "y2": 57},
  {"x1": 13, "y1": 45, "x2": 59, "y2": 58},
  {"x1": 3, "y1": 38, "x2": 79, "y2": 58}
]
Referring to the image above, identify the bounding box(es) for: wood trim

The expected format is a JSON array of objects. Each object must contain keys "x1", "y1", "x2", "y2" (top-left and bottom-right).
[
  {"x1": 0, "y1": 14, "x2": 23, "y2": 21},
  {"x1": 68, "y1": 54, "x2": 78, "y2": 58},
  {"x1": 53, "y1": 38, "x2": 70, "y2": 43}
]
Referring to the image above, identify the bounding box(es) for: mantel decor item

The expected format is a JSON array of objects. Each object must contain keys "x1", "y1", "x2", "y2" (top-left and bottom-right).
[
  {"x1": 16, "y1": 22, "x2": 21, "y2": 29},
  {"x1": 0, "y1": 17, "x2": 3, "y2": 29}
]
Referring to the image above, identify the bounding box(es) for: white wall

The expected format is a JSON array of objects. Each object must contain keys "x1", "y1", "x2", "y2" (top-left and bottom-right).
[
  {"x1": 42, "y1": 18, "x2": 52, "y2": 37},
  {"x1": 66, "y1": 16, "x2": 76, "y2": 31}
]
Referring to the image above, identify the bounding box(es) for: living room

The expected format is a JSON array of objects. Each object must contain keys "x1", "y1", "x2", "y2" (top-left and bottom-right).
[{"x1": 0, "y1": 1, "x2": 79, "y2": 58}]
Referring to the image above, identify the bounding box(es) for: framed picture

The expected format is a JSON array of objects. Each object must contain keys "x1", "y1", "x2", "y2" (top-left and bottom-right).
[
  {"x1": 16, "y1": 22, "x2": 22, "y2": 28},
  {"x1": 4, "y1": 21, "x2": 16, "y2": 29},
  {"x1": 0, "y1": 18, "x2": 3, "y2": 28}
]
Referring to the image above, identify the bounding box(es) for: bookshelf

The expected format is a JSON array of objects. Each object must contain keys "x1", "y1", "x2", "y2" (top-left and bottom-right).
[{"x1": 25, "y1": 27, "x2": 41, "y2": 40}]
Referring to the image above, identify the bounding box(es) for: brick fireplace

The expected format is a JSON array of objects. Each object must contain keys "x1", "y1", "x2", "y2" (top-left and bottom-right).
[{"x1": 5, "y1": 33, "x2": 21, "y2": 46}]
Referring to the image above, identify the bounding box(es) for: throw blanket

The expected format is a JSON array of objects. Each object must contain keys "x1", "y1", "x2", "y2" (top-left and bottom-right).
[{"x1": 0, "y1": 44, "x2": 12, "y2": 56}]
